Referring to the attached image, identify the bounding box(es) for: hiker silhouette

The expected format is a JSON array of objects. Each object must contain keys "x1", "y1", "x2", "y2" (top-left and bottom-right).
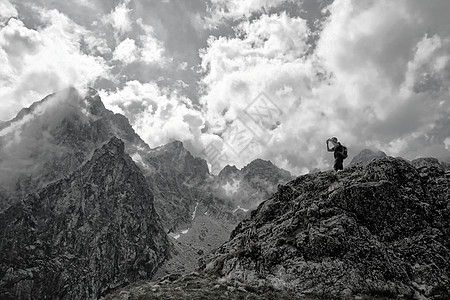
[{"x1": 326, "y1": 137, "x2": 346, "y2": 171}]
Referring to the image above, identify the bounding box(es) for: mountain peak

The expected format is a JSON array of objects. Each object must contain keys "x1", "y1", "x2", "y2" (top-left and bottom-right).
[
  {"x1": 217, "y1": 164, "x2": 239, "y2": 179},
  {"x1": 98, "y1": 136, "x2": 125, "y2": 157},
  {"x1": 349, "y1": 148, "x2": 387, "y2": 166}
]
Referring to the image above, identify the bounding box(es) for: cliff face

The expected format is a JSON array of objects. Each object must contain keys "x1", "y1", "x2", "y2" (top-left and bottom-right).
[
  {"x1": 204, "y1": 156, "x2": 450, "y2": 299},
  {"x1": 0, "y1": 137, "x2": 170, "y2": 300},
  {"x1": 0, "y1": 87, "x2": 148, "y2": 210},
  {"x1": 141, "y1": 140, "x2": 211, "y2": 233}
]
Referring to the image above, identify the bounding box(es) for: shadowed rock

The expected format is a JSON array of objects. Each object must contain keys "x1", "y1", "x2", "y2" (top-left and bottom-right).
[
  {"x1": 0, "y1": 137, "x2": 170, "y2": 300},
  {"x1": 203, "y1": 156, "x2": 450, "y2": 299}
]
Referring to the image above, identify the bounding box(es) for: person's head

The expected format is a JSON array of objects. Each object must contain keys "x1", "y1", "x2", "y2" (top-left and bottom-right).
[{"x1": 329, "y1": 137, "x2": 339, "y2": 146}]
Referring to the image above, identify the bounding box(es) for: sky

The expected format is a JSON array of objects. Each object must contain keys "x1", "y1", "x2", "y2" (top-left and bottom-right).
[{"x1": 0, "y1": 0, "x2": 449, "y2": 175}]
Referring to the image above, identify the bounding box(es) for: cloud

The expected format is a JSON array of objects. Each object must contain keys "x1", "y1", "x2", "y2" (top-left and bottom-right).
[
  {"x1": 0, "y1": 8, "x2": 109, "y2": 121},
  {"x1": 199, "y1": 12, "x2": 316, "y2": 173},
  {"x1": 206, "y1": 0, "x2": 289, "y2": 25},
  {"x1": 445, "y1": 137, "x2": 450, "y2": 150},
  {"x1": 100, "y1": 80, "x2": 205, "y2": 150},
  {"x1": 198, "y1": 0, "x2": 450, "y2": 174},
  {"x1": 102, "y1": 0, "x2": 132, "y2": 37},
  {"x1": 314, "y1": 0, "x2": 450, "y2": 157},
  {"x1": 137, "y1": 19, "x2": 170, "y2": 65},
  {"x1": 2, "y1": 0, "x2": 450, "y2": 175},
  {"x1": 112, "y1": 37, "x2": 138, "y2": 64},
  {"x1": 0, "y1": 88, "x2": 93, "y2": 190},
  {"x1": 110, "y1": 20, "x2": 170, "y2": 67},
  {"x1": 0, "y1": 0, "x2": 17, "y2": 25}
]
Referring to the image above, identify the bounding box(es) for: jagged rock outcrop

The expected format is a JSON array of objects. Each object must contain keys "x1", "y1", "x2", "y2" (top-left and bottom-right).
[
  {"x1": 0, "y1": 137, "x2": 170, "y2": 300},
  {"x1": 216, "y1": 159, "x2": 294, "y2": 210},
  {"x1": 141, "y1": 140, "x2": 211, "y2": 233},
  {"x1": 203, "y1": 156, "x2": 450, "y2": 299},
  {"x1": 349, "y1": 149, "x2": 387, "y2": 166}
]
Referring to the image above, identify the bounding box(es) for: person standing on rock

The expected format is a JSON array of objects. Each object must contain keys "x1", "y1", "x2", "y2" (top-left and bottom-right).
[{"x1": 327, "y1": 137, "x2": 347, "y2": 171}]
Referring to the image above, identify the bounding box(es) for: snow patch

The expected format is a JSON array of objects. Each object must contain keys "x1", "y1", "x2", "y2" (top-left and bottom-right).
[
  {"x1": 233, "y1": 206, "x2": 249, "y2": 213},
  {"x1": 169, "y1": 228, "x2": 190, "y2": 240},
  {"x1": 169, "y1": 233, "x2": 181, "y2": 240},
  {"x1": 192, "y1": 202, "x2": 199, "y2": 220},
  {"x1": 222, "y1": 179, "x2": 241, "y2": 196},
  {"x1": 131, "y1": 152, "x2": 149, "y2": 169}
]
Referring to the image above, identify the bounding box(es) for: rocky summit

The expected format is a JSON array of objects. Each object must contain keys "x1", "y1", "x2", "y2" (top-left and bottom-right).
[
  {"x1": 0, "y1": 137, "x2": 170, "y2": 300},
  {"x1": 202, "y1": 156, "x2": 450, "y2": 299}
]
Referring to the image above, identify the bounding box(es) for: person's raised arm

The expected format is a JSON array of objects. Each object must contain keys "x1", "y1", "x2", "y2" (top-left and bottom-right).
[{"x1": 326, "y1": 139, "x2": 334, "y2": 152}]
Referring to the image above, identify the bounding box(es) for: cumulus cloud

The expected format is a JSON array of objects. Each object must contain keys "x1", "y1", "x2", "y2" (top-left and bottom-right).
[
  {"x1": 137, "y1": 19, "x2": 170, "y2": 65},
  {"x1": 199, "y1": 0, "x2": 450, "y2": 174},
  {"x1": 206, "y1": 0, "x2": 289, "y2": 26},
  {"x1": 199, "y1": 12, "x2": 316, "y2": 173},
  {"x1": 99, "y1": 80, "x2": 205, "y2": 150},
  {"x1": 314, "y1": 0, "x2": 450, "y2": 158},
  {"x1": 0, "y1": 0, "x2": 17, "y2": 25},
  {"x1": 109, "y1": 20, "x2": 170, "y2": 68},
  {"x1": 0, "y1": 8, "x2": 109, "y2": 121},
  {"x1": 112, "y1": 37, "x2": 138, "y2": 64},
  {"x1": 2, "y1": 0, "x2": 450, "y2": 176},
  {"x1": 102, "y1": 0, "x2": 133, "y2": 37}
]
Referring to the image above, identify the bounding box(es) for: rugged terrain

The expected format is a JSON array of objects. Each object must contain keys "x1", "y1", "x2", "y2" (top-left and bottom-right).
[
  {"x1": 0, "y1": 88, "x2": 295, "y2": 299},
  {"x1": 103, "y1": 155, "x2": 450, "y2": 300},
  {"x1": 0, "y1": 137, "x2": 170, "y2": 299},
  {"x1": 3, "y1": 88, "x2": 449, "y2": 300},
  {"x1": 201, "y1": 156, "x2": 450, "y2": 299}
]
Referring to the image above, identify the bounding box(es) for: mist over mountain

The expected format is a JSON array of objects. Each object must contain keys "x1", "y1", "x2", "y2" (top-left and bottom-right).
[
  {"x1": 217, "y1": 159, "x2": 294, "y2": 210},
  {"x1": 0, "y1": 87, "x2": 147, "y2": 210}
]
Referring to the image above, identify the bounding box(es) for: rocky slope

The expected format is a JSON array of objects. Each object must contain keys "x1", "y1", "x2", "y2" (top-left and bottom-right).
[
  {"x1": 0, "y1": 137, "x2": 170, "y2": 300},
  {"x1": 349, "y1": 149, "x2": 387, "y2": 166},
  {"x1": 0, "y1": 87, "x2": 148, "y2": 211},
  {"x1": 140, "y1": 140, "x2": 211, "y2": 233},
  {"x1": 153, "y1": 158, "x2": 296, "y2": 277},
  {"x1": 202, "y1": 156, "x2": 450, "y2": 299}
]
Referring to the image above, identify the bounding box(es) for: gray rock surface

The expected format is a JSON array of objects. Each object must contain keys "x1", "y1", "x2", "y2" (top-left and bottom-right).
[
  {"x1": 0, "y1": 137, "x2": 170, "y2": 300},
  {"x1": 349, "y1": 149, "x2": 387, "y2": 166},
  {"x1": 203, "y1": 156, "x2": 450, "y2": 299},
  {"x1": 216, "y1": 159, "x2": 294, "y2": 210}
]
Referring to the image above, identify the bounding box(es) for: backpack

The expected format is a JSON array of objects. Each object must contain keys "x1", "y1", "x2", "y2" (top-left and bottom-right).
[{"x1": 341, "y1": 145, "x2": 348, "y2": 159}]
